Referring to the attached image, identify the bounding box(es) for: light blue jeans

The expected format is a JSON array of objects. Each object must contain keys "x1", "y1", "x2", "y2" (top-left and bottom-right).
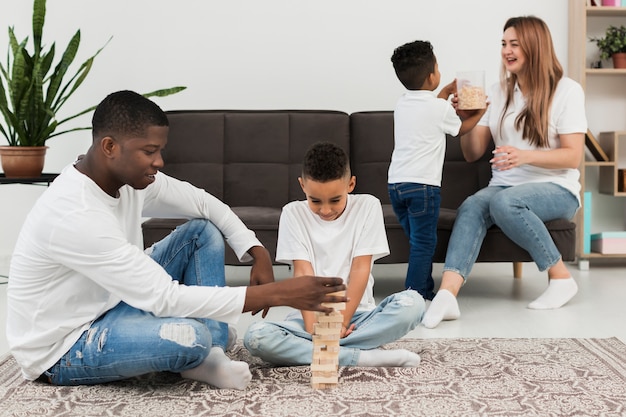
[
  {"x1": 444, "y1": 183, "x2": 579, "y2": 279},
  {"x1": 42, "y1": 219, "x2": 229, "y2": 385},
  {"x1": 243, "y1": 289, "x2": 424, "y2": 366}
]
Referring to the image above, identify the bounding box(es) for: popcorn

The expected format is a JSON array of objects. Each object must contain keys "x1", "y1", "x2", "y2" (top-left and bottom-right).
[{"x1": 458, "y1": 85, "x2": 486, "y2": 110}]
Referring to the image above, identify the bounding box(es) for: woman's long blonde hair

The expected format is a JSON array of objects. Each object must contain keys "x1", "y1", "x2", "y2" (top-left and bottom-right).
[{"x1": 500, "y1": 16, "x2": 563, "y2": 148}]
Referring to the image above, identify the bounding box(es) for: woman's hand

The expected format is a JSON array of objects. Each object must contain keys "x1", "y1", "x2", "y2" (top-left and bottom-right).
[{"x1": 490, "y1": 146, "x2": 523, "y2": 171}]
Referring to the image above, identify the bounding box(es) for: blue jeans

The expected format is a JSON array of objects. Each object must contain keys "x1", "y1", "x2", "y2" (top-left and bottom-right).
[
  {"x1": 43, "y1": 219, "x2": 229, "y2": 385},
  {"x1": 243, "y1": 289, "x2": 424, "y2": 366},
  {"x1": 444, "y1": 183, "x2": 579, "y2": 279},
  {"x1": 388, "y1": 183, "x2": 440, "y2": 300}
]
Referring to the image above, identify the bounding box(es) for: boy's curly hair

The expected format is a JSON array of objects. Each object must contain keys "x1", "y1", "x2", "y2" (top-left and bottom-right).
[
  {"x1": 302, "y1": 141, "x2": 350, "y2": 182},
  {"x1": 391, "y1": 40, "x2": 436, "y2": 90}
]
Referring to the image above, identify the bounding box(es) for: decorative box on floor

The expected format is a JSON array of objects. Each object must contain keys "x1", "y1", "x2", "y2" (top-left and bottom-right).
[{"x1": 590, "y1": 232, "x2": 626, "y2": 254}]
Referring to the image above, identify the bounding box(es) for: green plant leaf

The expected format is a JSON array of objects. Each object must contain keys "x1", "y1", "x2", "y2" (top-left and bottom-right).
[
  {"x1": 32, "y1": 0, "x2": 45, "y2": 55},
  {"x1": 46, "y1": 30, "x2": 80, "y2": 111},
  {"x1": 590, "y1": 25, "x2": 626, "y2": 60},
  {"x1": 142, "y1": 86, "x2": 187, "y2": 98},
  {"x1": 0, "y1": 0, "x2": 185, "y2": 147},
  {"x1": 52, "y1": 37, "x2": 111, "y2": 114}
]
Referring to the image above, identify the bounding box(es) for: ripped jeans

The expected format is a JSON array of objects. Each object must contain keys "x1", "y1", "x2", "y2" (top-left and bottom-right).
[{"x1": 42, "y1": 219, "x2": 228, "y2": 385}]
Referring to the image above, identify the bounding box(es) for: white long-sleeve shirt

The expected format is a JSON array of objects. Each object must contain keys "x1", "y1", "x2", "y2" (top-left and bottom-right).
[{"x1": 7, "y1": 165, "x2": 260, "y2": 380}]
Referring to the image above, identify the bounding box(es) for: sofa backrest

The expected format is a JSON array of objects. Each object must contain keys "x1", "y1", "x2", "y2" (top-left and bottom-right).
[
  {"x1": 350, "y1": 111, "x2": 493, "y2": 210},
  {"x1": 161, "y1": 109, "x2": 492, "y2": 211},
  {"x1": 163, "y1": 110, "x2": 350, "y2": 208}
]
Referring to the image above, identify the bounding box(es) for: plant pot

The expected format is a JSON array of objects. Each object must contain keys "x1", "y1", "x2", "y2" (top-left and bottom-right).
[
  {"x1": 612, "y1": 52, "x2": 626, "y2": 69},
  {"x1": 0, "y1": 146, "x2": 48, "y2": 178}
]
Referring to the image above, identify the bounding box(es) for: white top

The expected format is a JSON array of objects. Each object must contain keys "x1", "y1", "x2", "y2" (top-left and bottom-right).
[
  {"x1": 8, "y1": 165, "x2": 260, "y2": 380},
  {"x1": 479, "y1": 77, "x2": 587, "y2": 202},
  {"x1": 388, "y1": 90, "x2": 462, "y2": 186},
  {"x1": 276, "y1": 194, "x2": 389, "y2": 311}
]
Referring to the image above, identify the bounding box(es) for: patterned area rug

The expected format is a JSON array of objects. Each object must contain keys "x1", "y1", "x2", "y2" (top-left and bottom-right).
[{"x1": 1, "y1": 338, "x2": 626, "y2": 417}]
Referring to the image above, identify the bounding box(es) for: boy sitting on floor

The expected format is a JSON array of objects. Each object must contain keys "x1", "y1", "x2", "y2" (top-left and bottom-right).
[{"x1": 244, "y1": 141, "x2": 425, "y2": 367}]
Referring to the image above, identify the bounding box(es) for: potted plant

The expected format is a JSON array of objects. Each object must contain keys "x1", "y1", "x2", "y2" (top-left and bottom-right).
[
  {"x1": 0, "y1": 0, "x2": 185, "y2": 178},
  {"x1": 590, "y1": 25, "x2": 626, "y2": 69}
]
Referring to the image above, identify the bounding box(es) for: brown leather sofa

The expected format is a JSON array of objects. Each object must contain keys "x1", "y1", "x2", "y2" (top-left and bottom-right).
[{"x1": 142, "y1": 110, "x2": 576, "y2": 277}]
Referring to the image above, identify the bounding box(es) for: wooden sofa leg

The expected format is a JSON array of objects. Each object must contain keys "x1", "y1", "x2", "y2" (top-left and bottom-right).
[{"x1": 513, "y1": 262, "x2": 522, "y2": 279}]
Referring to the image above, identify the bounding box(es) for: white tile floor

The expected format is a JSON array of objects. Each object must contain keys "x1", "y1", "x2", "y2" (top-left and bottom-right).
[{"x1": 2, "y1": 260, "x2": 626, "y2": 358}]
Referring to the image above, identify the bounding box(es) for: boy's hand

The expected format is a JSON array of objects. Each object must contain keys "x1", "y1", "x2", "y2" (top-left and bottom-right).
[
  {"x1": 341, "y1": 323, "x2": 356, "y2": 338},
  {"x1": 438, "y1": 79, "x2": 457, "y2": 100}
]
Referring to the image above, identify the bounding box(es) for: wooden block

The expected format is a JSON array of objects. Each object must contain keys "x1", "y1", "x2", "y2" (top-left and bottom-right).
[
  {"x1": 311, "y1": 375, "x2": 338, "y2": 384},
  {"x1": 316, "y1": 310, "x2": 342, "y2": 318},
  {"x1": 316, "y1": 315, "x2": 343, "y2": 324},
  {"x1": 312, "y1": 334, "x2": 340, "y2": 343},
  {"x1": 315, "y1": 370, "x2": 337, "y2": 375},
  {"x1": 312, "y1": 351, "x2": 339, "y2": 361},
  {"x1": 312, "y1": 357, "x2": 338, "y2": 365},
  {"x1": 311, "y1": 363, "x2": 337, "y2": 372},
  {"x1": 311, "y1": 382, "x2": 337, "y2": 389},
  {"x1": 321, "y1": 302, "x2": 346, "y2": 311},
  {"x1": 313, "y1": 348, "x2": 340, "y2": 359},
  {"x1": 327, "y1": 290, "x2": 346, "y2": 298},
  {"x1": 313, "y1": 325, "x2": 341, "y2": 336}
]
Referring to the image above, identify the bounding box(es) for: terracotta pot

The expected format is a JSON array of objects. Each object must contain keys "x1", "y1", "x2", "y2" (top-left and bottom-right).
[
  {"x1": 0, "y1": 146, "x2": 48, "y2": 178},
  {"x1": 612, "y1": 52, "x2": 626, "y2": 69}
]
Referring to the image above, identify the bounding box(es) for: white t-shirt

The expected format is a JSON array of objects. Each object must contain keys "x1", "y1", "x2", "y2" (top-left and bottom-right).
[
  {"x1": 388, "y1": 90, "x2": 462, "y2": 186},
  {"x1": 276, "y1": 194, "x2": 389, "y2": 312},
  {"x1": 8, "y1": 165, "x2": 260, "y2": 380},
  {"x1": 479, "y1": 77, "x2": 587, "y2": 201}
]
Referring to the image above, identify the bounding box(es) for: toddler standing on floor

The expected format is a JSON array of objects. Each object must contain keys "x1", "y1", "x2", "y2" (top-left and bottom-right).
[{"x1": 388, "y1": 40, "x2": 485, "y2": 301}]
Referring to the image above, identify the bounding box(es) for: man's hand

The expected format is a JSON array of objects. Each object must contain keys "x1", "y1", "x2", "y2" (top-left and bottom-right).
[
  {"x1": 248, "y1": 246, "x2": 275, "y2": 286},
  {"x1": 247, "y1": 246, "x2": 275, "y2": 317},
  {"x1": 243, "y1": 276, "x2": 347, "y2": 315}
]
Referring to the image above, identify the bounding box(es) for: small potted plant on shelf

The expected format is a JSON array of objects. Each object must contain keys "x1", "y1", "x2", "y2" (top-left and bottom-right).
[
  {"x1": 0, "y1": 0, "x2": 185, "y2": 178},
  {"x1": 590, "y1": 25, "x2": 626, "y2": 70}
]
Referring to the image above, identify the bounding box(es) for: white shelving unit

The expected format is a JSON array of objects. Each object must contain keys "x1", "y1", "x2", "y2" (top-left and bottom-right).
[{"x1": 568, "y1": 1, "x2": 626, "y2": 267}]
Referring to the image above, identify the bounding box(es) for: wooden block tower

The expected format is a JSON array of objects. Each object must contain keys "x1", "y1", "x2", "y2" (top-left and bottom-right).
[{"x1": 310, "y1": 291, "x2": 346, "y2": 389}]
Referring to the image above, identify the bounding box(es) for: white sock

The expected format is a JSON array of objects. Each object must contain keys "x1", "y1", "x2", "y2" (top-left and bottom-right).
[
  {"x1": 357, "y1": 348, "x2": 421, "y2": 367},
  {"x1": 180, "y1": 347, "x2": 252, "y2": 390},
  {"x1": 528, "y1": 277, "x2": 578, "y2": 310},
  {"x1": 226, "y1": 325, "x2": 237, "y2": 351},
  {"x1": 421, "y1": 289, "x2": 460, "y2": 329}
]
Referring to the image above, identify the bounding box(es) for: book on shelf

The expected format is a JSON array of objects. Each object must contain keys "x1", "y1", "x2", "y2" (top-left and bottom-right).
[
  {"x1": 585, "y1": 129, "x2": 609, "y2": 162},
  {"x1": 591, "y1": 231, "x2": 626, "y2": 254}
]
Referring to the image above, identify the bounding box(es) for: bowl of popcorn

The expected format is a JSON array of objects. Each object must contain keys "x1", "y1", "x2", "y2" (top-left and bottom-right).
[{"x1": 456, "y1": 71, "x2": 487, "y2": 110}]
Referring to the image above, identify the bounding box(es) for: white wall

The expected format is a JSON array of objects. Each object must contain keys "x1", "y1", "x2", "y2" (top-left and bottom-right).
[{"x1": 0, "y1": 0, "x2": 569, "y2": 261}]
